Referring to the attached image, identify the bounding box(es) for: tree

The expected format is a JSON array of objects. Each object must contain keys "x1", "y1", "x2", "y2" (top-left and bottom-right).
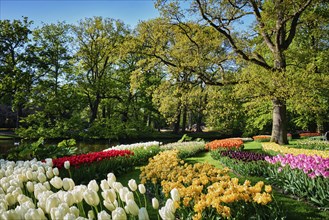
[
  {"x1": 73, "y1": 17, "x2": 129, "y2": 124},
  {"x1": 0, "y1": 17, "x2": 34, "y2": 127},
  {"x1": 156, "y1": 0, "x2": 321, "y2": 144}
]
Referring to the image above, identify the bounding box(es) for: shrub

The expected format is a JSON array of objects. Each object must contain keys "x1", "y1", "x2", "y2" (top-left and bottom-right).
[
  {"x1": 253, "y1": 135, "x2": 271, "y2": 142},
  {"x1": 205, "y1": 138, "x2": 244, "y2": 151}
]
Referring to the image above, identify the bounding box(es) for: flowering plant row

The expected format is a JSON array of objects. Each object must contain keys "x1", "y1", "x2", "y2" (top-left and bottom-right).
[
  {"x1": 252, "y1": 135, "x2": 271, "y2": 142},
  {"x1": 52, "y1": 149, "x2": 133, "y2": 169},
  {"x1": 299, "y1": 132, "x2": 321, "y2": 138},
  {"x1": 140, "y1": 150, "x2": 283, "y2": 220},
  {"x1": 211, "y1": 150, "x2": 270, "y2": 176},
  {"x1": 0, "y1": 158, "x2": 159, "y2": 220},
  {"x1": 160, "y1": 141, "x2": 205, "y2": 158},
  {"x1": 103, "y1": 141, "x2": 161, "y2": 151},
  {"x1": 262, "y1": 143, "x2": 329, "y2": 158},
  {"x1": 265, "y1": 155, "x2": 329, "y2": 207},
  {"x1": 294, "y1": 140, "x2": 329, "y2": 151},
  {"x1": 205, "y1": 138, "x2": 244, "y2": 151}
]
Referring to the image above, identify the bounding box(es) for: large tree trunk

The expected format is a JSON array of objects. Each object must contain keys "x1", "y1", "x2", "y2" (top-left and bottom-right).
[
  {"x1": 181, "y1": 106, "x2": 187, "y2": 133},
  {"x1": 173, "y1": 112, "x2": 181, "y2": 134},
  {"x1": 271, "y1": 99, "x2": 288, "y2": 144}
]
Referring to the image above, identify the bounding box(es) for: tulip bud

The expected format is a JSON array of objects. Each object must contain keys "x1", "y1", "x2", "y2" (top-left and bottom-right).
[
  {"x1": 63, "y1": 213, "x2": 76, "y2": 220},
  {"x1": 26, "y1": 181, "x2": 34, "y2": 193},
  {"x1": 138, "y1": 184, "x2": 146, "y2": 194},
  {"x1": 88, "y1": 180, "x2": 99, "y2": 192},
  {"x1": 63, "y1": 178, "x2": 75, "y2": 191},
  {"x1": 152, "y1": 197, "x2": 159, "y2": 209},
  {"x1": 45, "y1": 158, "x2": 53, "y2": 167},
  {"x1": 24, "y1": 208, "x2": 45, "y2": 220},
  {"x1": 43, "y1": 181, "x2": 51, "y2": 190},
  {"x1": 83, "y1": 189, "x2": 100, "y2": 207},
  {"x1": 101, "y1": 189, "x2": 116, "y2": 203},
  {"x1": 64, "y1": 161, "x2": 70, "y2": 170},
  {"x1": 88, "y1": 210, "x2": 95, "y2": 220},
  {"x1": 112, "y1": 182, "x2": 123, "y2": 192},
  {"x1": 119, "y1": 187, "x2": 129, "y2": 202},
  {"x1": 97, "y1": 210, "x2": 111, "y2": 220},
  {"x1": 128, "y1": 179, "x2": 137, "y2": 191},
  {"x1": 53, "y1": 168, "x2": 59, "y2": 176},
  {"x1": 159, "y1": 206, "x2": 175, "y2": 220},
  {"x1": 103, "y1": 200, "x2": 116, "y2": 212},
  {"x1": 64, "y1": 192, "x2": 75, "y2": 207},
  {"x1": 50, "y1": 176, "x2": 63, "y2": 189},
  {"x1": 126, "y1": 199, "x2": 139, "y2": 216},
  {"x1": 112, "y1": 207, "x2": 127, "y2": 220},
  {"x1": 139, "y1": 207, "x2": 150, "y2": 220},
  {"x1": 45, "y1": 196, "x2": 60, "y2": 214},
  {"x1": 107, "y1": 173, "x2": 116, "y2": 186},
  {"x1": 1, "y1": 210, "x2": 20, "y2": 220},
  {"x1": 69, "y1": 206, "x2": 79, "y2": 217},
  {"x1": 170, "y1": 188, "x2": 180, "y2": 202},
  {"x1": 100, "y1": 180, "x2": 109, "y2": 191},
  {"x1": 125, "y1": 191, "x2": 134, "y2": 202}
]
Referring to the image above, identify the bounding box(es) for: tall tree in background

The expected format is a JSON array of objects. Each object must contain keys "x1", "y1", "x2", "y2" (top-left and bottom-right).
[
  {"x1": 0, "y1": 18, "x2": 34, "y2": 127},
  {"x1": 156, "y1": 0, "x2": 320, "y2": 144},
  {"x1": 73, "y1": 17, "x2": 129, "y2": 124}
]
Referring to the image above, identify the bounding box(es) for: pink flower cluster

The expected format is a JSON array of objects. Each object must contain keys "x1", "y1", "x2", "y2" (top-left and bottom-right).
[{"x1": 265, "y1": 154, "x2": 329, "y2": 179}]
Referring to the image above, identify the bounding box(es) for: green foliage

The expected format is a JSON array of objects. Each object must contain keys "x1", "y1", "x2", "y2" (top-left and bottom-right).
[
  {"x1": 6, "y1": 138, "x2": 77, "y2": 161},
  {"x1": 293, "y1": 140, "x2": 329, "y2": 151},
  {"x1": 178, "y1": 134, "x2": 193, "y2": 142}
]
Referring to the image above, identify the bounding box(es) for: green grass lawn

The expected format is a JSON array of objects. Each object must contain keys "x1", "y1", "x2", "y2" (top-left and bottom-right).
[{"x1": 116, "y1": 143, "x2": 329, "y2": 219}]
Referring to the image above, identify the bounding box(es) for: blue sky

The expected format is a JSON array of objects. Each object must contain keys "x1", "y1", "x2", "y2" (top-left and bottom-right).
[{"x1": 0, "y1": 0, "x2": 160, "y2": 28}]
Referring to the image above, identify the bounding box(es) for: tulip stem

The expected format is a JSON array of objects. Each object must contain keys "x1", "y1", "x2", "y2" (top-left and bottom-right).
[
  {"x1": 143, "y1": 194, "x2": 147, "y2": 209},
  {"x1": 135, "y1": 191, "x2": 142, "y2": 207}
]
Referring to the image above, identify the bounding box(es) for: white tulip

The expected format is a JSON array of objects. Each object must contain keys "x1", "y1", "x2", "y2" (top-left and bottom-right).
[
  {"x1": 88, "y1": 210, "x2": 95, "y2": 219},
  {"x1": 128, "y1": 179, "x2": 137, "y2": 191},
  {"x1": 159, "y1": 206, "x2": 175, "y2": 220},
  {"x1": 152, "y1": 197, "x2": 159, "y2": 209},
  {"x1": 165, "y1": 198, "x2": 176, "y2": 213},
  {"x1": 50, "y1": 176, "x2": 63, "y2": 189},
  {"x1": 69, "y1": 206, "x2": 79, "y2": 217},
  {"x1": 101, "y1": 189, "x2": 116, "y2": 203},
  {"x1": 119, "y1": 187, "x2": 129, "y2": 202},
  {"x1": 83, "y1": 189, "x2": 100, "y2": 206},
  {"x1": 5, "y1": 193, "x2": 16, "y2": 206},
  {"x1": 88, "y1": 180, "x2": 99, "y2": 192},
  {"x1": 25, "y1": 208, "x2": 46, "y2": 220},
  {"x1": 64, "y1": 192, "x2": 75, "y2": 206},
  {"x1": 107, "y1": 173, "x2": 116, "y2": 186},
  {"x1": 64, "y1": 161, "x2": 70, "y2": 170},
  {"x1": 170, "y1": 188, "x2": 180, "y2": 202},
  {"x1": 112, "y1": 207, "x2": 127, "y2": 220},
  {"x1": 100, "y1": 179, "x2": 109, "y2": 191},
  {"x1": 45, "y1": 196, "x2": 60, "y2": 214},
  {"x1": 26, "y1": 181, "x2": 34, "y2": 193},
  {"x1": 97, "y1": 210, "x2": 112, "y2": 220},
  {"x1": 112, "y1": 182, "x2": 123, "y2": 192},
  {"x1": 63, "y1": 213, "x2": 76, "y2": 220},
  {"x1": 138, "y1": 207, "x2": 150, "y2": 220},
  {"x1": 43, "y1": 181, "x2": 51, "y2": 190},
  {"x1": 125, "y1": 191, "x2": 134, "y2": 202},
  {"x1": 103, "y1": 200, "x2": 116, "y2": 212},
  {"x1": 52, "y1": 167, "x2": 59, "y2": 176},
  {"x1": 63, "y1": 178, "x2": 75, "y2": 191},
  {"x1": 46, "y1": 170, "x2": 54, "y2": 179},
  {"x1": 138, "y1": 184, "x2": 146, "y2": 194},
  {"x1": 45, "y1": 158, "x2": 53, "y2": 167},
  {"x1": 126, "y1": 199, "x2": 139, "y2": 216},
  {"x1": 1, "y1": 210, "x2": 20, "y2": 220}
]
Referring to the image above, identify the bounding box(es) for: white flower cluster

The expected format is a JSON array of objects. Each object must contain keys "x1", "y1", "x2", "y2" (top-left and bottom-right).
[
  {"x1": 103, "y1": 141, "x2": 161, "y2": 151},
  {"x1": 160, "y1": 141, "x2": 205, "y2": 150},
  {"x1": 0, "y1": 158, "x2": 155, "y2": 220}
]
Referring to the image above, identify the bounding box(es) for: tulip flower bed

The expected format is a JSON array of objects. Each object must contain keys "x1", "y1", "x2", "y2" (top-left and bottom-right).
[
  {"x1": 294, "y1": 140, "x2": 329, "y2": 151},
  {"x1": 140, "y1": 150, "x2": 283, "y2": 220},
  {"x1": 0, "y1": 158, "x2": 159, "y2": 220},
  {"x1": 299, "y1": 132, "x2": 321, "y2": 138},
  {"x1": 103, "y1": 141, "x2": 161, "y2": 151},
  {"x1": 53, "y1": 146, "x2": 160, "y2": 184},
  {"x1": 211, "y1": 150, "x2": 270, "y2": 176},
  {"x1": 265, "y1": 154, "x2": 329, "y2": 207},
  {"x1": 252, "y1": 135, "x2": 271, "y2": 142},
  {"x1": 262, "y1": 143, "x2": 329, "y2": 158},
  {"x1": 205, "y1": 138, "x2": 244, "y2": 151},
  {"x1": 160, "y1": 141, "x2": 205, "y2": 158}
]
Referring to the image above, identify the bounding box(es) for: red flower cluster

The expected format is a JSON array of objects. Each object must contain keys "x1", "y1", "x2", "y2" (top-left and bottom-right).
[
  {"x1": 205, "y1": 138, "x2": 244, "y2": 150},
  {"x1": 299, "y1": 132, "x2": 321, "y2": 137},
  {"x1": 253, "y1": 135, "x2": 271, "y2": 142},
  {"x1": 52, "y1": 149, "x2": 133, "y2": 169}
]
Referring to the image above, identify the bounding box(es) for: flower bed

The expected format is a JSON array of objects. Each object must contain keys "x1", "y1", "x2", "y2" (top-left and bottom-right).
[
  {"x1": 299, "y1": 132, "x2": 321, "y2": 138},
  {"x1": 160, "y1": 141, "x2": 205, "y2": 158},
  {"x1": 205, "y1": 138, "x2": 244, "y2": 151},
  {"x1": 262, "y1": 143, "x2": 329, "y2": 158},
  {"x1": 253, "y1": 135, "x2": 271, "y2": 142},
  {"x1": 265, "y1": 154, "x2": 329, "y2": 207},
  {"x1": 103, "y1": 141, "x2": 161, "y2": 151},
  {"x1": 140, "y1": 150, "x2": 283, "y2": 219},
  {"x1": 0, "y1": 158, "x2": 155, "y2": 220},
  {"x1": 294, "y1": 140, "x2": 329, "y2": 151},
  {"x1": 211, "y1": 150, "x2": 270, "y2": 176}
]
